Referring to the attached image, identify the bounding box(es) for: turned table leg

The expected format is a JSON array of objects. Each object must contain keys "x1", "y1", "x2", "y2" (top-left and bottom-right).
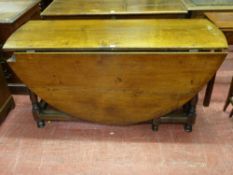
[
  {"x1": 184, "y1": 95, "x2": 198, "y2": 132},
  {"x1": 152, "y1": 95, "x2": 198, "y2": 132},
  {"x1": 28, "y1": 89, "x2": 45, "y2": 128}
]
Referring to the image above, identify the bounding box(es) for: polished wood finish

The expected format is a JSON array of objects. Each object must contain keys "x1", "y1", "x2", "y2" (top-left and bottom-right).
[
  {"x1": 183, "y1": 0, "x2": 233, "y2": 11},
  {"x1": 3, "y1": 19, "x2": 227, "y2": 51},
  {"x1": 3, "y1": 19, "x2": 227, "y2": 125},
  {"x1": 28, "y1": 89, "x2": 198, "y2": 131},
  {"x1": 0, "y1": 65, "x2": 14, "y2": 124},
  {"x1": 9, "y1": 52, "x2": 226, "y2": 125},
  {"x1": 41, "y1": 0, "x2": 187, "y2": 19}
]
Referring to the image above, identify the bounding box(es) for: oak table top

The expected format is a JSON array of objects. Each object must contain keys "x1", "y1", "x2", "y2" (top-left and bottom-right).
[
  {"x1": 0, "y1": 0, "x2": 40, "y2": 24},
  {"x1": 3, "y1": 19, "x2": 227, "y2": 51},
  {"x1": 183, "y1": 0, "x2": 233, "y2": 11},
  {"x1": 41, "y1": 0, "x2": 188, "y2": 18}
]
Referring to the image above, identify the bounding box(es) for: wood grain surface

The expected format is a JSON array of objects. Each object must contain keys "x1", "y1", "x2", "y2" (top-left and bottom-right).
[
  {"x1": 3, "y1": 19, "x2": 227, "y2": 51},
  {"x1": 41, "y1": 0, "x2": 187, "y2": 17},
  {"x1": 3, "y1": 19, "x2": 228, "y2": 124},
  {"x1": 9, "y1": 52, "x2": 226, "y2": 124}
]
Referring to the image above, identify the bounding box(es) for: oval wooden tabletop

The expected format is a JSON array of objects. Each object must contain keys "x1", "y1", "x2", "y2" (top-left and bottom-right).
[
  {"x1": 3, "y1": 19, "x2": 227, "y2": 51},
  {"x1": 0, "y1": 0, "x2": 40, "y2": 24},
  {"x1": 182, "y1": 0, "x2": 233, "y2": 11},
  {"x1": 41, "y1": 0, "x2": 187, "y2": 17},
  {"x1": 205, "y1": 12, "x2": 233, "y2": 30}
]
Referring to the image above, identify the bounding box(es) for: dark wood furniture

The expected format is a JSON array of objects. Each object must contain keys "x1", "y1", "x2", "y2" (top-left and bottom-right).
[
  {"x1": 0, "y1": 65, "x2": 14, "y2": 124},
  {"x1": 204, "y1": 12, "x2": 233, "y2": 106},
  {"x1": 0, "y1": 0, "x2": 40, "y2": 94},
  {"x1": 223, "y1": 77, "x2": 233, "y2": 118},
  {"x1": 152, "y1": 95, "x2": 198, "y2": 132},
  {"x1": 3, "y1": 19, "x2": 227, "y2": 131}
]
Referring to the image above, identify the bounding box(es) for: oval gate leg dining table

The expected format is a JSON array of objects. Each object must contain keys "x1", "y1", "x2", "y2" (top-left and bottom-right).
[{"x1": 3, "y1": 19, "x2": 228, "y2": 131}]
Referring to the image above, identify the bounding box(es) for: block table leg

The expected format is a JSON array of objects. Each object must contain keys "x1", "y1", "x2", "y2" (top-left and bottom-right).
[{"x1": 28, "y1": 89, "x2": 45, "y2": 128}]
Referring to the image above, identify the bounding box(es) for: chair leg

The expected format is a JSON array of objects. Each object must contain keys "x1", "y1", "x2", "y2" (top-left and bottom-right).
[
  {"x1": 203, "y1": 74, "x2": 216, "y2": 107},
  {"x1": 230, "y1": 109, "x2": 233, "y2": 118},
  {"x1": 223, "y1": 77, "x2": 233, "y2": 111},
  {"x1": 223, "y1": 100, "x2": 231, "y2": 111}
]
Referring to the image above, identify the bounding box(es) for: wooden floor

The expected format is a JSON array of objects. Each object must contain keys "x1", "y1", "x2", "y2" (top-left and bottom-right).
[{"x1": 0, "y1": 50, "x2": 232, "y2": 175}]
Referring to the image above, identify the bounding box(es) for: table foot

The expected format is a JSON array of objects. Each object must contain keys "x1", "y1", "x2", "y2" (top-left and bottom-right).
[
  {"x1": 184, "y1": 124, "x2": 192, "y2": 132},
  {"x1": 37, "y1": 120, "x2": 45, "y2": 128},
  {"x1": 152, "y1": 120, "x2": 159, "y2": 132}
]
